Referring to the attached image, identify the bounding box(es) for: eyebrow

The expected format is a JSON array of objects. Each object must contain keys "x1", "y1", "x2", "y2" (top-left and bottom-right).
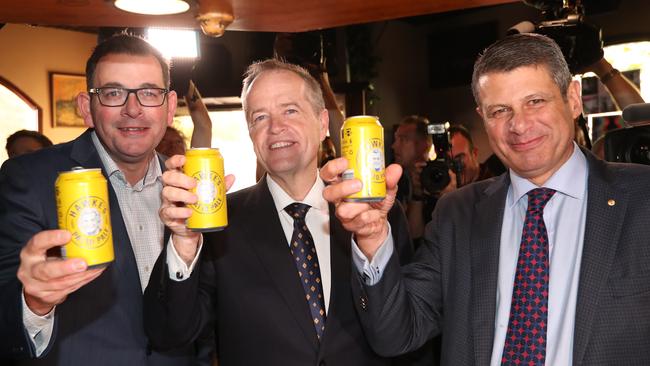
[
  {"x1": 279, "y1": 102, "x2": 301, "y2": 110},
  {"x1": 97, "y1": 82, "x2": 163, "y2": 88}
]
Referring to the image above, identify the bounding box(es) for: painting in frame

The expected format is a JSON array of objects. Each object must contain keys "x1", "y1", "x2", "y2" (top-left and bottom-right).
[{"x1": 50, "y1": 72, "x2": 86, "y2": 127}]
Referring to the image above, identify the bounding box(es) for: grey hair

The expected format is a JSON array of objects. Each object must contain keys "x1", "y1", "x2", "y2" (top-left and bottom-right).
[
  {"x1": 471, "y1": 33, "x2": 572, "y2": 105},
  {"x1": 240, "y1": 59, "x2": 325, "y2": 119}
]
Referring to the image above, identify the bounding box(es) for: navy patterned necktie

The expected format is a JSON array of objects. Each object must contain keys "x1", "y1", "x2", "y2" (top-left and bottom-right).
[
  {"x1": 502, "y1": 188, "x2": 556, "y2": 366},
  {"x1": 284, "y1": 202, "x2": 326, "y2": 340}
]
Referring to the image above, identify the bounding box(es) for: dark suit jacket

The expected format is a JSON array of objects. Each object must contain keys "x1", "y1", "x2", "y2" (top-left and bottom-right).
[
  {"x1": 353, "y1": 149, "x2": 650, "y2": 365},
  {"x1": 0, "y1": 130, "x2": 198, "y2": 365},
  {"x1": 145, "y1": 176, "x2": 422, "y2": 365}
]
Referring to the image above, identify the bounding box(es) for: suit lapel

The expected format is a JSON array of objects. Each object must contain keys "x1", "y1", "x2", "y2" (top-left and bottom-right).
[
  {"x1": 573, "y1": 153, "x2": 628, "y2": 365},
  {"x1": 471, "y1": 175, "x2": 509, "y2": 365},
  {"x1": 244, "y1": 178, "x2": 320, "y2": 351},
  {"x1": 68, "y1": 129, "x2": 139, "y2": 290}
]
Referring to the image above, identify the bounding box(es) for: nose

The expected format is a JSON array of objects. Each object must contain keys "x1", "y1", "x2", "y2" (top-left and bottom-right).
[
  {"x1": 123, "y1": 92, "x2": 143, "y2": 118},
  {"x1": 268, "y1": 114, "x2": 287, "y2": 134},
  {"x1": 508, "y1": 110, "x2": 532, "y2": 134}
]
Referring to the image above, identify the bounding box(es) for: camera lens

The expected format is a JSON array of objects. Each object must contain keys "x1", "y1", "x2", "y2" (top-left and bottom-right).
[
  {"x1": 420, "y1": 160, "x2": 451, "y2": 194},
  {"x1": 625, "y1": 137, "x2": 650, "y2": 165}
]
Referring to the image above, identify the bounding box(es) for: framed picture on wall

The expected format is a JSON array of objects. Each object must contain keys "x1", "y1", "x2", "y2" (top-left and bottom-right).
[{"x1": 50, "y1": 72, "x2": 86, "y2": 127}]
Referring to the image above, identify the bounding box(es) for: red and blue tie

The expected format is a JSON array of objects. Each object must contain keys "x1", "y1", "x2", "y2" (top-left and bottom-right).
[
  {"x1": 285, "y1": 203, "x2": 326, "y2": 340},
  {"x1": 502, "y1": 188, "x2": 556, "y2": 366}
]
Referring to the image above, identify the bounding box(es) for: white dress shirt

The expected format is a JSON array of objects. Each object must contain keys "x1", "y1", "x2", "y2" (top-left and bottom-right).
[{"x1": 168, "y1": 173, "x2": 333, "y2": 313}]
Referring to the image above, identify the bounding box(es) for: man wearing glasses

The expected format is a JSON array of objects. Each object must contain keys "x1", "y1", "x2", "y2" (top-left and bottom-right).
[{"x1": 0, "y1": 34, "x2": 203, "y2": 365}]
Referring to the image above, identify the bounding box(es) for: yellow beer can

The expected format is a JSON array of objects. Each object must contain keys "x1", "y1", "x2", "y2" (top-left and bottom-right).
[
  {"x1": 340, "y1": 115, "x2": 386, "y2": 202},
  {"x1": 184, "y1": 148, "x2": 228, "y2": 232},
  {"x1": 55, "y1": 167, "x2": 114, "y2": 268}
]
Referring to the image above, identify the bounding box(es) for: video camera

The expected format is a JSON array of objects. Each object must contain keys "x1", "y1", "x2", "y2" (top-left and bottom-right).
[
  {"x1": 511, "y1": 0, "x2": 603, "y2": 73},
  {"x1": 603, "y1": 103, "x2": 650, "y2": 165},
  {"x1": 420, "y1": 122, "x2": 463, "y2": 194}
]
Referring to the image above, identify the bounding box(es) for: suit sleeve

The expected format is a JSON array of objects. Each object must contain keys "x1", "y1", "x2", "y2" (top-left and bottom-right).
[
  {"x1": 0, "y1": 158, "x2": 51, "y2": 359},
  {"x1": 144, "y1": 238, "x2": 215, "y2": 351},
  {"x1": 351, "y1": 199, "x2": 443, "y2": 357}
]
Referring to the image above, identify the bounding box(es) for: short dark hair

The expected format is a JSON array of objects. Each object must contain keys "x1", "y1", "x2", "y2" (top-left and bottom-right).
[
  {"x1": 471, "y1": 33, "x2": 572, "y2": 105},
  {"x1": 398, "y1": 115, "x2": 430, "y2": 141},
  {"x1": 85, "y1": 33, "x2": 170, "y2": 90},
  {"x1": 6, "y1": 130, "x2": 53, "y2": 155},
  {"x1": 241, "y1": 58, "x2": 325, "y2": 120},
  {"x1": 449, "y1": 124, "x2": 475, "y2": 151}
]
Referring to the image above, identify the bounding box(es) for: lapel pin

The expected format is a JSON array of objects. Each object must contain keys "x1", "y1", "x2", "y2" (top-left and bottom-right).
[{"x1": 607, "y1": 199, "x2": 616, "y2": 206}]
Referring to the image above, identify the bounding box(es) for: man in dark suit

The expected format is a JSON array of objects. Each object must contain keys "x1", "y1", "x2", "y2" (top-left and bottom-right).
[
  {"x1": 143, "y1": 59, "x2": 426, "y2": 365},
  {"x1": 321, "y1": 33, "x2": 650, "y2": 365},
  {"x1": 0, "y1": 34, "x2": 204, "y2": 364}
]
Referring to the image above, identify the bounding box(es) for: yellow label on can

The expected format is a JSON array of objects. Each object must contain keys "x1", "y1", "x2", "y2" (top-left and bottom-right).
[
  {"x1": 184, "y1": 148, "x2": 228, "y2": 232},
  {"x1": 340, "y1": 115, "x2": 386, "y2": 202},
  {"x1": 55, "y1": 168, "x2": 114, "y2": 268}
]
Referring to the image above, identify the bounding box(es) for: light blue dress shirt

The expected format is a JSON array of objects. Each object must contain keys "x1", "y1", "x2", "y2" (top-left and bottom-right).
[
  {"x1": 354, "y1": 143, "x2": 589, "y2": 366},
  {"x1": 490, "y1": 143, "x2": 588, "y2": 365}
]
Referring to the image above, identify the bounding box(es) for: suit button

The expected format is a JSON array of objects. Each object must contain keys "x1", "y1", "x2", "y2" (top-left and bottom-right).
[{"x1": 359, "y1": 295, "x2": 368, "y2": 310}]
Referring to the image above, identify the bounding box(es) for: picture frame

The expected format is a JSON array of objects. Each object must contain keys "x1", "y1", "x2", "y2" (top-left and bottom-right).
[{"x1": 50, "y1": 72, "x2": 86, "y2": 127}]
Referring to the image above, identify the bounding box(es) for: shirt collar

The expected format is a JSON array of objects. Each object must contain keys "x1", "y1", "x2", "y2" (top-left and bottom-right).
[
  {"x1": 266, "y1": 172, "x2": 328, "y2": 214},
  {"x1": 508, "y1": 142, "x2": 587, "y2": 207},
  {"x1": 91, "y1": 130, "x2": 162, "y2": 188}
]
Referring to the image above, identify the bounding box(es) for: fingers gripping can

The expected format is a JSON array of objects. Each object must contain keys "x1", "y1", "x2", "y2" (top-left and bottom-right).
[
  {"x1": 340, "y1": 115, "x2": 386, "y2": 202},
  {"x1": 184, "y1": 148, "x2": 228, "y2": 232},
  {"x1": 55, "y1": 168, "x2": 114, "y2": 268}
]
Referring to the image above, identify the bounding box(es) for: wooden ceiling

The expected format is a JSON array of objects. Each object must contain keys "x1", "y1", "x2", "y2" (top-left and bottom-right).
[{"x1": 1, "y1": 0, "x2": 518, "y2": 33}]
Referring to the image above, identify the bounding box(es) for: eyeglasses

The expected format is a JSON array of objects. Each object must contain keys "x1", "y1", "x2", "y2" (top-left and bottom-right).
[{"x1": 88, "y1": 87, "x2": 169, "y2": 107}]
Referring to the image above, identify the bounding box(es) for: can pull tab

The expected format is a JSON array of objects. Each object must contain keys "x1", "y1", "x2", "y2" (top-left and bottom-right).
[{"x1": 71, "y1": 166, "x2": 85, "y2": 171}]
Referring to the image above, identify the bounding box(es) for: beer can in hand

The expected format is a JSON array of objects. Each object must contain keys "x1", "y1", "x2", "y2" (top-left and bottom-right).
[
  {"x1": 55, "y1": 167, "x2": 114, "y2": 268},
  {"x1": 184, "y1": 148, "x2": 228, "y2": 232},
  {"x1": 340, "y1": 115, "x2": 386, "y2": 202}
]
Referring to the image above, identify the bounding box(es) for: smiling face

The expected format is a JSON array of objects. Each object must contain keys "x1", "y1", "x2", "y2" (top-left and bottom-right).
[
  {"x1": 476, "y1": 65, "x2": 582, "y2": 185},
  {"x1": 78, "y1": 53, "x2": 177, "y2": 168},
  {"x1": 245, "y1": 69, "x2": 328, "y2": 183}
]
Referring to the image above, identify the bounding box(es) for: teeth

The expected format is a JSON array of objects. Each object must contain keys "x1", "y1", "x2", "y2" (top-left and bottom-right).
[
  {"x1": 270, "y1": 141, "x2": 293, "y2": 149},
  {"x1": 120, "y1": 127, "x2": 145, "y2": 131}
]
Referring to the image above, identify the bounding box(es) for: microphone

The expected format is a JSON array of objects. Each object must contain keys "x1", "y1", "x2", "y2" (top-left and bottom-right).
[
  {"x1": 622, "y1": 103, "x2": 650, "y2": 126},
  {"x1": 507, "y1": 21, "x2": 535, "y2": 35}
]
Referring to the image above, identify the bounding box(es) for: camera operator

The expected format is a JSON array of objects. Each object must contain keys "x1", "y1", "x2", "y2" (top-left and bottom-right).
[
  {"x1": 581, "y1": 57, "x2": 644, "y2": 110},
  {"x1": 395, "y1": 120, "x2": 504, "y2": 242},
  {"x1": 449, "y1": 125, "x2": 507, "y2": 184},
  {"x1": 391, "y1": 115, "x2": 433, "y2": 241}
]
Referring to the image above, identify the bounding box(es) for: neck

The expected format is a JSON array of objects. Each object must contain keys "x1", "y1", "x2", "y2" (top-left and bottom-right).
[
  {"x1": 115, "y1": 153, "x2": 154, "y2": 186},
  {"x1": 269, "y1": 169, "x2": 318, "y2": 201}
]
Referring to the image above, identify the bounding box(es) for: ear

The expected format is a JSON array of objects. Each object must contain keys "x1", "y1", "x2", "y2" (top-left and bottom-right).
[
  {"x1": 77, "y1": 92, "x2": 94, "y2": 128},
  {"x1": 475, "y1": 105, "x2": 485, "y2": 120},
  {"x1": 567, "y1": 80, "x2": 583, "y2": 119},
  {"x1": 319, "y1": 109, "x2": 329, "y2": 142},
  {"x1": 166, "y1": 90, "x2": 178, "y2": 127}
]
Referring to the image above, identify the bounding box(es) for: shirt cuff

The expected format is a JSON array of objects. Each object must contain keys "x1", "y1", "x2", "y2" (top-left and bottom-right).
[
  {"x1": 351, "y1": 222, "x2": 395, "y2": 286},
  {"x1": 22, "y1": 291, "x2": 55, "y2": 357},
  {"x1": 166, "y1": 234, "x2": 203, "y2": 281}
]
